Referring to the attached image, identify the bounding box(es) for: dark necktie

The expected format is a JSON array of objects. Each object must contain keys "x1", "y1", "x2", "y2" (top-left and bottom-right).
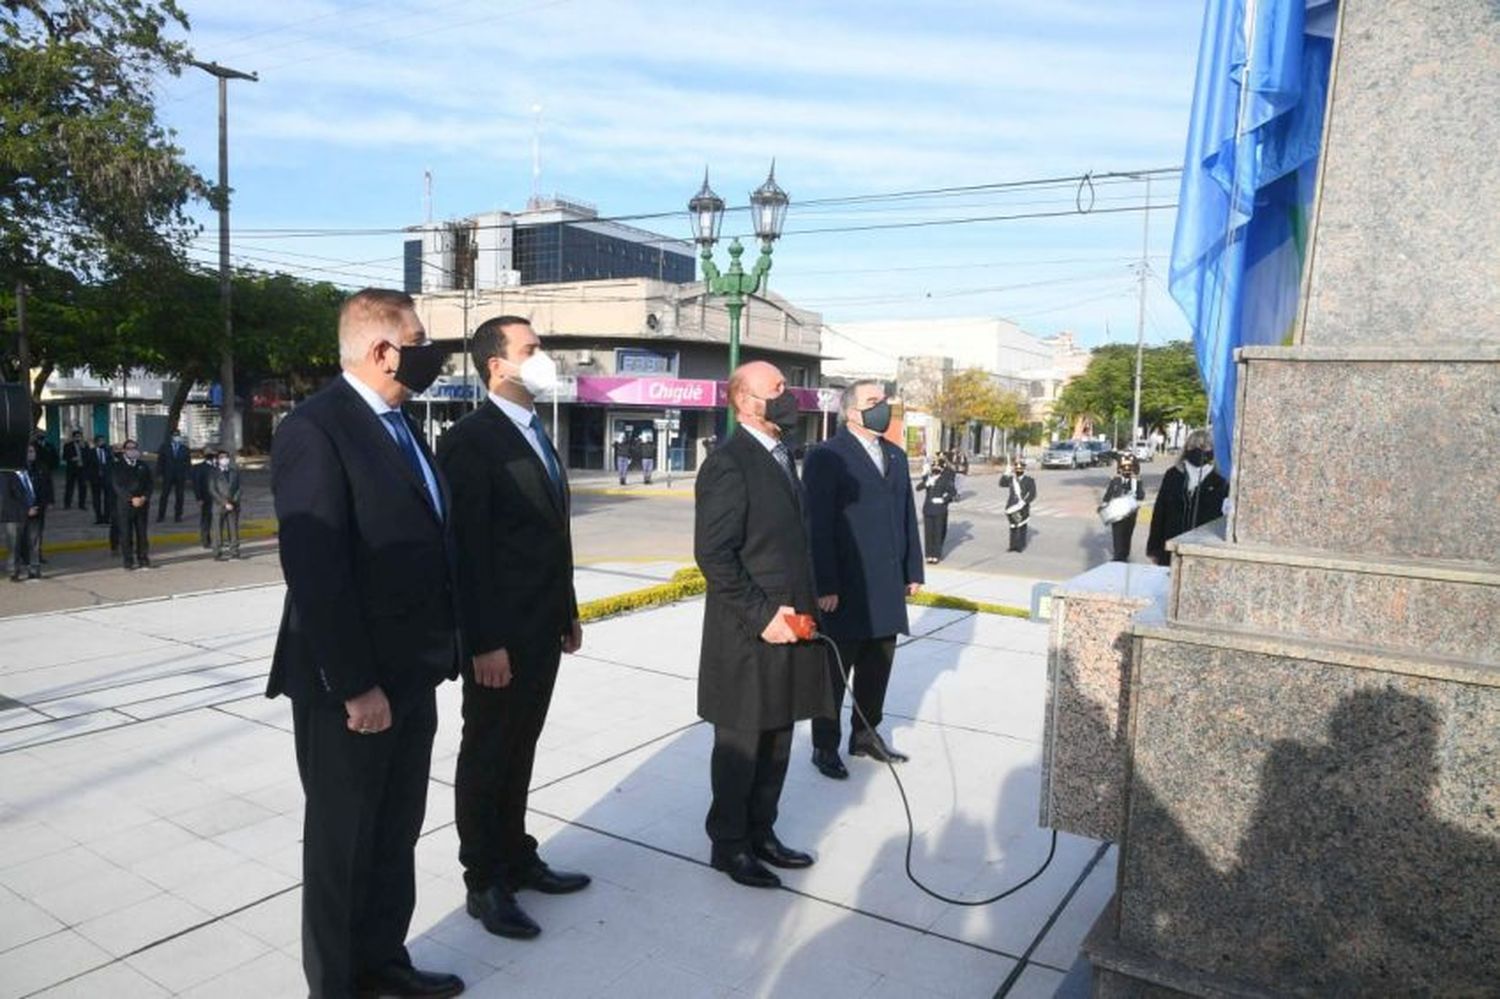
[
  {"x1": 18, "y1": 472, "x2": 34, "y2": 506},
  {"x1": 772, "y1": 442, "x2": 798, "y2": 489},
  {"x1": 380, "y1": 412, "x2": 439, "y2": 515},
  {"x1": 528, "y1": 413, "x2": 562, "y2": 493}
]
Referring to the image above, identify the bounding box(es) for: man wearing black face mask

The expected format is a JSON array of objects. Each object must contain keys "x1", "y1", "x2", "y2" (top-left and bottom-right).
[
  {"x1": 111, "y1": 439, "x2": 153, "y2": 570},
  {"x1": 268, "y1": 288, "x2": 464, "y2": 999},
  {"x1": 695, "y1": 361, "x2": 832, "y2": 889},
  {"x1": 1146, "y1": 428, "x2": 1228, "y2": 566},
  {"x1": 802, "y1": 380, "x2": 924, "y2": 779}
]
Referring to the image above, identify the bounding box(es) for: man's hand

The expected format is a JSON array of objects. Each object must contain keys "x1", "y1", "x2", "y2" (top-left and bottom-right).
[
  {"x1": 130, "y1": 496, "x2": 145, "y2": 508},
  {"x1": 27, "y1": 506, "x2": 39, "y2": 518},
  {"x1": 473, "y1": 648, "x2": 512, "y2": 688},
  {"x1": 224, "y1": 502, "x2": 234, "y2": 511},
  {"x1": 906, "y1": 583, "x2": 921, "y2": 596},
  {"x1": 761, "y1": 605, "x2": 798, "y2": 644},
  {"x1": 345, "y1": 685, "x2": 392, "y2": 734},
  {"x1": 817, "y1": 594, "x2": 839, "y2": 613},
  {"x1": 562, "y1": 619, "x2": 583, "y2": 654}
]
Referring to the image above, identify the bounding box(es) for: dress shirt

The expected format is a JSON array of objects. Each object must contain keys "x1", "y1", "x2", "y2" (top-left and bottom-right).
[
  {"x1": 850, "y1": 428, "x2": 887, "y2": 475},
  {"x1": 488, "y1": 392, "x2": 555, "y2": 473},
  {"x1": 342, "y1": 371, "x2": 442, "y2": 515}
]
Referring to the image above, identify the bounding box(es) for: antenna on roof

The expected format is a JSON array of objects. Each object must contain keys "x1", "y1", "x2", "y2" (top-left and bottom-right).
[
  {"x1": 530, "y1": 103, "x2": 543, "y2": 209},
  {"x1": 423, "y1": 169, "x2": 433, "y2": 224}
]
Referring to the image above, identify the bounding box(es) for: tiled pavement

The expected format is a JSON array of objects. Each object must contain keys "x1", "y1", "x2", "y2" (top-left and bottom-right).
[{"x1": 0, "y1": 565, "x2": 1110, "y2": 998}]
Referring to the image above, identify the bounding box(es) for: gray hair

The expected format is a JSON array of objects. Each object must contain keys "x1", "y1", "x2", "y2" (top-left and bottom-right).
[
  {"x1": 840, "y1": 379, "x2": 882, "y2": 420},
  {"x1": 1174, "y1": 429, "x2": 1214, "y2": 469}
]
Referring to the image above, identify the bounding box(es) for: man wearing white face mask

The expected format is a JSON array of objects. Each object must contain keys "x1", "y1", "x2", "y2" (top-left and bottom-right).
[
  {"x1": 111, "y1": 439, "x2": 154, "y2": 570},
  {"x1": 438, "y1": 315, "x2": 588, "y2": 942}
]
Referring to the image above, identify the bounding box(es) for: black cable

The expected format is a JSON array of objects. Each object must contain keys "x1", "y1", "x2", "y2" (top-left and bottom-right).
[{"x1": 813, "y1": 632, "x2": 1058, "y2": 907}]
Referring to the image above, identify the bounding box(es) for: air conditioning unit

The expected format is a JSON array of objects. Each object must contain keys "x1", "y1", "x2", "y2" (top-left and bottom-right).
[{"x1": 576, "y1": 350, "x2": 594, "y2": 366}]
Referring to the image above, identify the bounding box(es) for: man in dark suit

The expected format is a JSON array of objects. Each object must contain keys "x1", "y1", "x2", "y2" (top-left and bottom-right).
[
  {"x1": 802, "y1": 380, "x2": 924, "y2": 779},
  {"x1": 62, "y1": 429, "x2": 88, "y2": 509},
  {"x1": 208, "y1": 450, "x2": 242, "y2": 560},
  {"x1": 695, "y1": 361, "x2": 833, "y2": 889},
  {"x1": 267, "y1": 287, "x2": 463, "y2": 999},
  {"x1": 155, "y1": 431, "x2": 191, "y2": 522},
  {"x1": 192, "y1": 447, "x2": 216, "y2": 549},
  {"x1": 24, "y1": 442, "x2": 54, "y2": 570},
  {"x1": 111, "y1": 440, "x2": 153, "y2": 571},
  {"x1": 999, "y1": 458, "x2": 1038, "y2": 553},
  {"x1": 83, "y1": 434, "x2": 112, "y2": 524},
  {"x1": 438, "y1": 315, "x2": 589, "y2": 941},
  {"x1": 2, "y1": 458, "x2": 43, "y2": 581}
]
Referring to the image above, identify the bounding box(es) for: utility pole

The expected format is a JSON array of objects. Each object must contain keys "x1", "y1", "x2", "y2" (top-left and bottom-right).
[
  {"x1": 1130, "y1": 174, "x2": 1152, "y2": 448},
  {"x1": 14, "y1": 281, "x2": 30, "y2": 415},
  {"x1": 191, "y1": 60, "x2": 258, "y2": 453}
]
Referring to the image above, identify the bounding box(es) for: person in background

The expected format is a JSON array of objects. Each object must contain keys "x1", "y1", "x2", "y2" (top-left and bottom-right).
[
  {"x1": 112, "y1": 439, "x2": 153, "y2": 570},
  {"x1": 3, "y1": 455, "x2": 43, "y2": 581},
  {"x1": 29, "y1": 430, "x2": 59, "y2": 476},
  {"x1": 62, "y1": 429, "x2": 88, "y2": 510},
  {"x1": 803, "y1": 379, "x2": 924, "y2": 779},
  {"x1": 637, "y1": 432, "x2": 655, "y2": 485},
  {"x1": 1146, "y1": 429, "x2": 1229, "y2": 566},
  {"x1": 1100, "y1": 453, "x2": 1146, "y2": 562},
  {"x1": 613, "y1": 433, "x2": 631, "y2": 485},
  {"x1": 209, "y1": 450, "x2": 242, "y2": 561},
  {"x1": 999, "y1": 457, "x2": 1037, "y2": 553},
  {"x1": 193, "y1": 447, "x2": 217, "y2": 549},
  {"x1": 84, "y1": 434, "x2": 112, "y2": 525},
  {"x1": 24, "y1": 442, "x2": 54, "y2": 567},
  {"x1": 916, "y1": 453, "x2": 960, "y2": 564},
  {"x1": 155, "y1": 430, "x2": 191, "y2": 522}
]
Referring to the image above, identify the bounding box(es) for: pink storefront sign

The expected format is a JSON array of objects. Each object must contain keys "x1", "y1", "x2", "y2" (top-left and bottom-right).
[{"x1": 574, "y1": 377, "x2": 835, "y2": 412}]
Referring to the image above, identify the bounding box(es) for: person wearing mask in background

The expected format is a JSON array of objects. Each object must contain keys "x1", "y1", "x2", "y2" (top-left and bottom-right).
[
  {"x1": 695, "y1": 360, "x2": 832, "y2": 888},
  {"x1": 267, "y1": 288, "x2": 464, "y2": 999},
  {"x1": 3, "y1": 453, "x2": 43, "y2": 581},
  {"x1": 209, "y1": 450, "x2": 242, "y2": 561},
  {"x1": 1100, "y1": 453, "x2": 1146, "y2": 562},
  {"x1": 439, "y1": 315, "x2": 590, "y2": 942},
  {"x1": 23, "y1": 442, "x2": 54, "y2": 567},
  {"x1": 1146, "y1": 429, "x2": 1229, "y2": 567},
  {"x1": 802, "y1": 380, "x2": 924, "y2": 780},
  {"x1": 63, "y1": 429, "x2": 88, "y2": 510},
  {"x1": 613, "y1": 432, "x2": 631, "y2": 485},
  {"x1": 112, "y1": 439, "x2": 153, "y2": 571},
  {"x1": 999, "y1": 457, "x2": 1037, "y2": 553},
  {"x1": 83, "y1": 434, "x2": 112, "y2": 525},
  {"x1": 30, "y1": 430, "x2": 59, "y2": 477},
  {"x1": 193, "y1": 447, "x2": 217, "y2": 550},
  {"x1": 638, "y1": 432, "x2": 655, "y2": 485},
  {"x1": 155, "y1": 430, "x2": 191, "y2": 523},
  {"x1": 916, "y1": 453, "x2": 960, "y2": 564}
]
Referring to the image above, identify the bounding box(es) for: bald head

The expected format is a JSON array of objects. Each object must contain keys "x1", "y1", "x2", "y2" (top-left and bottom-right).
[{"x1": 727, "y1": 361, "x2": 786, "y2": 429}]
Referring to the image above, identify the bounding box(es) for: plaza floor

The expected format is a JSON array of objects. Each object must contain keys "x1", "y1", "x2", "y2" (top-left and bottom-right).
[{"x1": 0, "y1": 566, "x2": 1110, "y2": 998}]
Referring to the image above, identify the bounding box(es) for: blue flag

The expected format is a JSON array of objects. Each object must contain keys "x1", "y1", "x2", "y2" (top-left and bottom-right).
[{"x1": 1169, "y1": 0, "x2": 1336, "y2": 478}]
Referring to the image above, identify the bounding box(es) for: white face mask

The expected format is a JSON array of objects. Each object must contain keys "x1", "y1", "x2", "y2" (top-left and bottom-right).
[
  {"x1": 511, "y1": 351, "x2": 558, "y2": 396},
  {"x1": 217, "y1": 458, "x2": 230, "y2": 470}
]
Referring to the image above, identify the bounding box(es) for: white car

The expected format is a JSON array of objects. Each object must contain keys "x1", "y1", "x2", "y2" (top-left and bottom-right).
[{"x1": 1131, "y1": 441, "x2": 1155, "y2": 462}]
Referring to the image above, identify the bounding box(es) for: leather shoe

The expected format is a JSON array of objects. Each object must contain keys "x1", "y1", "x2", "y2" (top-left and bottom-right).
[
  {"x1": 356, "y1": 962, "x2": 464, "y2": 998},
  {"x1": 752, "y1": 834, "x2": 814, "y2": 869},
  {"x1": 512, "y1": 860, "x2": 591, "y2": 895},
  {"x1": 466, "y1": 886, "x2": 541, "y2": 939},
  {"x1": 710, "y1": 849, "x2": 781, "y2": 889},
  {"x1": 811, "y1": 748, "x2": 848, "y2": 780},
  {"x1": 850, "y1": 731, "x2": 909, "y2": 763}
]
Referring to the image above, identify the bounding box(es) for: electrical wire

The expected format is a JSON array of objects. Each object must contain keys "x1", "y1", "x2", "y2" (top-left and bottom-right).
[{"x1": 815, "y1": 633, "x2": 1059, "y2": 906}]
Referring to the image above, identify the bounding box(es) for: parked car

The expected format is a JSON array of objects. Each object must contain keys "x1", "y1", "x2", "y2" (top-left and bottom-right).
[
  {"x1": 1040, "y1": 440, "x2": 1089, "y2": 469},
  {"x1": 1131, "y1": 440, "x2": 1155, "y2": 462},
  {"x1": 1082, "y1": 440, "x2": 1115, "y2": 466}
]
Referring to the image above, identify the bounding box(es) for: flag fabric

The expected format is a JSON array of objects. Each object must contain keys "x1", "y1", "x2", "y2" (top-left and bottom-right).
[{"x1": 1168, "y1": 0, "x2": 1336, "y2": 478}]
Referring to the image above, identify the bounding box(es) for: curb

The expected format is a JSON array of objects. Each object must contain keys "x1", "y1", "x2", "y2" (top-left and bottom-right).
[{"x1": 1, "y1": 519, "x2": 278, "y2": 559}]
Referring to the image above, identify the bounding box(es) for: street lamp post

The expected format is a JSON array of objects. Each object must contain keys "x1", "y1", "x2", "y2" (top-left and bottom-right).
[
  {"x1": 688, "y1": 163, "x2": 789, "y2": 433},
  {"x1": 190, "y1": 59, "x2": 258, "y2": 454}
]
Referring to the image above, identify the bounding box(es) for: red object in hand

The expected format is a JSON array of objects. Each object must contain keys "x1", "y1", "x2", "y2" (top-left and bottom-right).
[{"x1": 783, "y1": 612, "x2": 818, "y2": 641}]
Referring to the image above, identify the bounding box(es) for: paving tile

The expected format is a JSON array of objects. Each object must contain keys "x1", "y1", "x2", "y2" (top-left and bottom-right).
[
  {"x1": 74, "y1": 892, "x2": 211, "y2": 958},
  {"x1": 0, "y1": 844, "x2": 116, "y2": 898},
  {"x1": 224, "y1": 886, "x2": 302, "y2": 950},
  {"x1": 0, "y1": 885, "x2": 64, "y2": 953},
  {"x1": 28, "y1": 959, "x2": 168, "y2": 999},
  {"x1": 30, "y1": 865, "x2": 162, "y2": 926},
  {"x1": 1004, "y1": 962, "x2": 1068, "y2": 998},
  {"x1": 177, "y1": 947, "x2": 307, "y2": 998},
  {"x1": 123, "y1": 919, "x2": 270, "y2": 994},
  {"x1": 0, "y1": 929, "x2": 112, "y2": 999}
]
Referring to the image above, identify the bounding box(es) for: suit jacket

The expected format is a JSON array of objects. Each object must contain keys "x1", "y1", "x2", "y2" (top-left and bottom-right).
[
  {"x1": 998, "y1": 472, "x2": 1037, "y2": 526},
  {"x1": 82, "y1": 445, "x2": 111, "y2": 481},
  {"x1": 802, "y1": 427, "x2": 924, "y2": 642},
  {"x1": 192, "y1": 458, "x2": 215, "y2": 502},
  {"x1": 156, "y1": 442, "x2": 191, "y2": 480},
  {"x1": 267, "y1": 376, "x2": 460, "y2": 710},
  {"x1": 208, "y1": 466, "x2": 241, "y2": 505},
  {"x1": 24, "y1": 462, "x2": 54, "y2": 506},
  {"x1": 111, "y1": 460, "x2": 153, "y2": 505},
  {"x1": 694, "y1": 427, "x2": 833, "y2": 730},
  {"x1": 0, "y1": 472, "x2": 35, "y2": 522},
  {"x1": 436, "y1": 399, "x2": 578, "y2": 663},
  {"x1": 917, "y1": 467, "x2": 960, "y2": 516},
  {"x1": 63, "y1": 439, "x2": 86, "y2": 467}
]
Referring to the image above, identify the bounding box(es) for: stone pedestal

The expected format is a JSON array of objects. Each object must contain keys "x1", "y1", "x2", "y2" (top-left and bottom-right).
[{"x1": 1041, "y1": 2, "x2": 1500, "y2": 995}]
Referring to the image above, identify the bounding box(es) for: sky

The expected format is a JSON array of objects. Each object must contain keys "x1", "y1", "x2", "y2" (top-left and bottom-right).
[{"x1": 155, "y1": 0, "x2": 1209, "y2": 351}]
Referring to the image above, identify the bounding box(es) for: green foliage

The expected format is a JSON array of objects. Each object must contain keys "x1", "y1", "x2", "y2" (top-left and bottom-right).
[
  {"x1": 577, "y1": 566, "x2": 707, "y2": 622},
  {"x1": 906, "y1": 591, "x2": 1031, "y2": 619},
  {"x1": 1054, "y1": 341, "x2": 1208, "y2": 436},
  {"x1": 931, "y1": 368, "x2": 1026, "y2": 443}
]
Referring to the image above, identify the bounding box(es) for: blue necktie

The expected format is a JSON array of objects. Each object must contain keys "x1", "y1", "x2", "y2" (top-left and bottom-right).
[
  {"x1": 380, "y1": 412, "x2": 439, "y2": 515},
  {"x1": 529, "y1": 413, "x2": 562, "y2": 493},
  {"x1": 18, "y1": 472, "x2": 34, "y2": 507}
]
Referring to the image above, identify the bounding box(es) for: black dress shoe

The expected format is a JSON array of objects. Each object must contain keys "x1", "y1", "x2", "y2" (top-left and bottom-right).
[
  {"x1": 751, "y1": 834, "x2": 814, "y2": 869},
  {"x1": 466, "y1": 886, "x2": 541, "y2": 939},
  {"x1": 710, "y1": 849, "x2": 781, "y2": 889},
  {"x1": 512, "y1": 860, "x2": 591, "y2": 895},
  {"x1": 356, "y1": 962, "x2": 464, "y2": 998},
  {"x1": 850, "y1": 732, "x2": 909, "y2": 764},
  {"x1": 811, "y1": 748, "x2": 849, "y2": 780}
]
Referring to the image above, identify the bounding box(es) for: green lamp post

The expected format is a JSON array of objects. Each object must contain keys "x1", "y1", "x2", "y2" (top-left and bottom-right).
[{"x1": 688, "y1": 163, "x2": 789, "y2": 432}]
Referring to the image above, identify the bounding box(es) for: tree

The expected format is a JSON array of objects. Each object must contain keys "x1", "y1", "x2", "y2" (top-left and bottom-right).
[
  {"x1": 1055, "y1": 341, "x2": 1209, "y2": 441},
  {"x1": 930, "y1": 367, "x2": 1026, "y2": 449},
  {"x1": 2, "y1": 0, "x2": 203, "y2": 406}
]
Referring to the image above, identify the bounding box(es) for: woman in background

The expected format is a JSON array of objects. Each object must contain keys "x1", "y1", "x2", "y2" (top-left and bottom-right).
[
  {"x1": 1100, "y1": 452, "x2": 1146, "y2": 562},
  {"x1": 916, "y1": 454, "x2": 960, "y2": 563},
  {"x1": 1146, "y1": 429, "x2": 1228, "y2": 566}
]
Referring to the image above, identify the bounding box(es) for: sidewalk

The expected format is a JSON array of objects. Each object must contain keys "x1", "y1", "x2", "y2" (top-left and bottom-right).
[{"x1": 0, "y1": 571, "x2": 1107, "y2": 998}]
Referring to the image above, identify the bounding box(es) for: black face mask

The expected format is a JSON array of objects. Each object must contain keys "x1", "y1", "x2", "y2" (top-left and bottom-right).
[
  {"x1": 388, "y1": 341, "x2": 446, "y2": 394},
  {"x1": 859, "y1": 400, "x2": 893, "y2": 435},
  {"x1": 1184, "y1": 448, "x2": 1213, "y2": 468},
  {"x1": 762, "y1": 391, "x2": 800, "y2": 436}
]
